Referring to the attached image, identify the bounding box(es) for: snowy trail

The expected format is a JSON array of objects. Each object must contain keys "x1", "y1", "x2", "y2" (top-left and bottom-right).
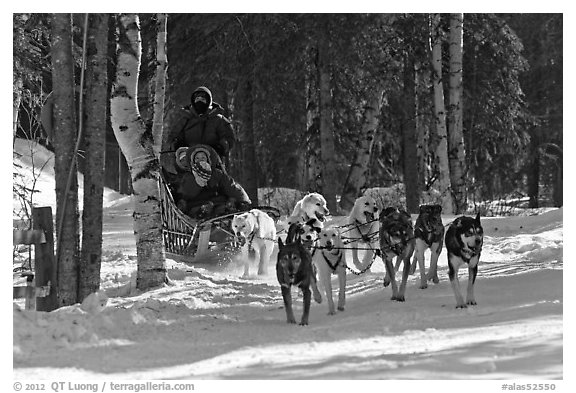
[{"x1": 12, "y1": 140, "x2": 563, "y2": 380}]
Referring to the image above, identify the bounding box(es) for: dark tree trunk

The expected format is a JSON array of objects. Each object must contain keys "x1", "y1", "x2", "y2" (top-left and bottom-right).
[
  {"x1": 240, "y1": 75, "x2": 259, "y2": 205},
  {"x1": 318, "y1": 29, "x2": 338, "y2": 213},
  {"x1": 527, "y1": 128, "x2": 541, "y2": 208},
  {"x1": 403, "y1": 55, "x2": 420, "y2": 214},
  {"x1": 79, "y1": 13, "x2": 109, "y2": 301},
  {"x1": 51, "y1": 13, "x2": 79, "y2": 307}
]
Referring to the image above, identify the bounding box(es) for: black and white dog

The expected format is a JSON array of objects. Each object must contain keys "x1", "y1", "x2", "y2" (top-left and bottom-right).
[
  {"x1": 410, "y1": 204, "x2": 445, "y2": 289},
  {"x1": 445, "y1": 213, "x2": 484, "y2": 308},
  {"x1": 379, "y1": 207, "x2": 416, "y2": 302}
]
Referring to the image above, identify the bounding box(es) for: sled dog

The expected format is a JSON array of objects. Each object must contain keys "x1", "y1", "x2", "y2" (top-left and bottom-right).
[
  {"x1": 445, "y1": 213, "x2": 483, "y2": 308},
  {"x1": 231, "y1": 209, "x2": 277, "y2": 277},
  {"x1": 288, "y1": 192, "x2": 330, "y2": 226},
  {"x1": 379, "y1": 207, "x2": 416, "y2": 302},
  {"x1": 276, "y1": 223, "x2": 321, "y2": 325},
  {"x1": 409, "y1": 204, "x2": 445, "y2": 288},
  {"x1": 347, "y1": 195, "x2": 380, "y2": 271},
  {"x1": 312, "y1": 226, "x2": 347, "y2": 315}
]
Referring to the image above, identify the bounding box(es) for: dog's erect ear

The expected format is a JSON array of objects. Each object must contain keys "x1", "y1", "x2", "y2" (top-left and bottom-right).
[
  {"x1": 454, "y1": 218, "x2": 463, "y2": 229},
  {"x1": 475, "y1": 212, "x2": 481, "y2": 225},
  {"x1": 313, "y1": 226, "x2": 322, "y2": 233},
  {"x1": 278, "y1": 238, "x2": 284, "y2": 248},
  {"x1": 305, "y1": 218, "x2": 317, "y2": 227}
]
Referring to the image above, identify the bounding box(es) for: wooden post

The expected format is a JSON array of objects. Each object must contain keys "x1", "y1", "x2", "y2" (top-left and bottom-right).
[{"x1": 32, "y1": 207, "x2": 58, "y2": 312}]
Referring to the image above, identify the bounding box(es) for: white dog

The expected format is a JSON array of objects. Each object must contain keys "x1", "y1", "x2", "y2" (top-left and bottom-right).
[
  {"x1": 288, "y1": 192, "x2": 330, "y2": 226},
  {"x1": 231, "y1": 209, "x2": 277, "y2": 277},
  {"x1": 312, "y1": 226, "x2": 347, "y2": 315},
  {"x1": 346, "y1": 195, "x2": 380, "y2": 271}
]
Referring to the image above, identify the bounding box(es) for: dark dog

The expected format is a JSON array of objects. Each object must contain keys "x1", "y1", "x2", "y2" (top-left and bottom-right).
[
  {"x1": 379, "y1": 207, "x2": 416, "y2": 302},
  {"x1": 445, "y1": 213, "x2": 483, "y2": 308},
  {"x1": 409, "y1": 204, "x2": 445, "y2": 288},
  {"x1": 276, "y1": 223, "x2": 321, "y2": 325}
]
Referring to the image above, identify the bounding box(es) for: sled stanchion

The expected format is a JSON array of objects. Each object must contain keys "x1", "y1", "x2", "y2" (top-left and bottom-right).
[{"x1": 196, "y1": 226, "x2": 211, "y2": 256}]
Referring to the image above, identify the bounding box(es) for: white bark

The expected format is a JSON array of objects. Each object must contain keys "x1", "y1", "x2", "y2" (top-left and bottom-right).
[
  {"x1": 152, "y1": 13, "x2": 167, "y2": 158},
  {"x1": 429, "y1": 13, "x2": 454, "y2": 214},
  {"x1": 110, "y1": 14, "x2": 166, "y2": 290},
  {"x1": 448, "y1": 13, "x2": 467, "y2": 213},
  {"x1": 340, "y1": 90, "x2": 383, "y2": 213}
]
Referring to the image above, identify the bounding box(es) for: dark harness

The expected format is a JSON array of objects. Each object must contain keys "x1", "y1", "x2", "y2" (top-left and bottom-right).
[{"x1": 321, "y1": 249, "x2": 344, "y2": 272}]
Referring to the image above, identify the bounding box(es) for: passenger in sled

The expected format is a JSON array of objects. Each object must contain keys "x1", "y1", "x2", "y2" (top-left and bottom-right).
[
  {"x1": 166, "y1": 85, "x2": 235, "y2": 172},
  {"x1": 173, "y1": 144, "x2": 251, "y2": 220}
]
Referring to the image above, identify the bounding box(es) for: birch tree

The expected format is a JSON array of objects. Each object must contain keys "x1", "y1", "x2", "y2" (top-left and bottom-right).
[
  {"x1": 318, "y1": 30, "x2": 338, "y2": 213},
  {"x1": 447, "y1": 13, "x2": 467, "y2": 213},
  {"x1": 152, "y1": 13, "x2": 168, "y2": 159},
  {"x1": 79, "y1": 13, "x2": 109, "y2": 301},
  {"x1": 51, "y1": 13, "x2": 79, "y2": 306},
  {"x1": 110, "y1": 14, "x2": 166, "y2": 290},
  {"x1": 340, "y1": 89, "x2": 383, "y2": 212},
  {"x1": 429, "y1": 13, "x2": 453, "y2": 214}
]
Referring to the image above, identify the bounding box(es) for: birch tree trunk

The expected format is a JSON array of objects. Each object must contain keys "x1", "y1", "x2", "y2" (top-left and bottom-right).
[
  {"x1": 318, "y1": 33, "x2": 338, "y2": 213},
  {"x1": 110, "y1": 14, "x2": 166, "y2": 290},
  {"x1": 13, "y1": 77, "x2": 23, "y2": 142},
  {"x1": 429, "y1": 13, "x2": 454, "y2": 214},
  {"x1": 340, "y1": 89, "x2": 383, "y2": 212},
  {"x1": 79, "y1": 13, "x2": 109, "y2": 301},
  {"x1": 151, "y1": 13, "x2": 168, "y2": 158},
  {"x1": 447, "y1": 13, "x2": 467, "y2": 213},
  {"x1": 51, "y1": 13, "x2": 79, "y2": 306}
]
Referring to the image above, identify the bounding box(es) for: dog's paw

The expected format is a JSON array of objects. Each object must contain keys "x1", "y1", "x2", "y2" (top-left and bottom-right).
[
  {"x1": 419, "y1": 283, "x2": 428, "y2": 290},
  {"x1": 313, "y1": 293, "x2": 322, "y2": 304},
  {"x1": 391, "y1": 295, "x2": 405, "y2": 302},
  {"x1": 286, "y1": 317, "x2": 297, "y2": 324},
  {"x1": 427, "y1": 273, "x2": 440, "y2": 284},
  {"x1": 466, "y1": 300, "x2": 477, "y2": 306},
  {"x1": 328, "y1": 310, "x2": 336, "y2": 316},
  {"x1": 383, "y1": 278, "x2": 391, "y2": 287},
  {"x1": 337, "y1": 306, "x2": 345, "y2": 312},
  {"x1": 455, "y1": 304, "x2": 468, "y2": 309},
  {"x1": 299, "y1": 320, "x2": 309, "y2": 326}
]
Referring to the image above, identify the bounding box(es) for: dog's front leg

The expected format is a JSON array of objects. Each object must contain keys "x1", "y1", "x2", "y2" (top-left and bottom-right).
[
  {"x1": 351, "y1": 246, "x2": 362, "y2": 269},
  {"x1": 427, "y1": 242, "x2": 441, "y2": 284},
  {"x1": 466, "y1": 263, "x2": 478, "y2": 306},
  {"x1": 300, "y1": 286, "x2": 311, "y2": 325},
  {"x1": 241, "y1": 246, "x2": 251, "y2": 278},
  {"x1": 414, "y1": 239, "x2": 427, "y2": 289},
  {"x1": 321, "y1": 269, "x2": 336, "y2": 315},
  {"x1": 337, "y1": 268, "x2": 346, "y2": 311},
  {"x1": 257, "y1": 244, "x2": 268, "y2": 275},
  {"x1": 396, "y1": 256, "x2": 412, "y2": 301},
  {"x1": 448, "y1": 258, "x2": 466, "y2": 308},
  {"x1": 281, "y1": 286, "x2": 297, "y2": 324},
  {"x1": 382, "y1": 256, "x2": 399, "y2": 300},
  {"x1": 361, "y1": 246, "x2": 374, "y2": 271}
]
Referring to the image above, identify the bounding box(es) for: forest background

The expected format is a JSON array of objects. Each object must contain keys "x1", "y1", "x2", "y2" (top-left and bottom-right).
[{"x1": 10, "y1": 11, "x2": 564, "y2": 303}]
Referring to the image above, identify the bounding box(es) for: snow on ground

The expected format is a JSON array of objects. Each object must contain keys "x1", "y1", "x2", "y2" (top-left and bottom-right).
[{"x1": 10, "y1": 138, "x2": 568, "y2": 384}]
